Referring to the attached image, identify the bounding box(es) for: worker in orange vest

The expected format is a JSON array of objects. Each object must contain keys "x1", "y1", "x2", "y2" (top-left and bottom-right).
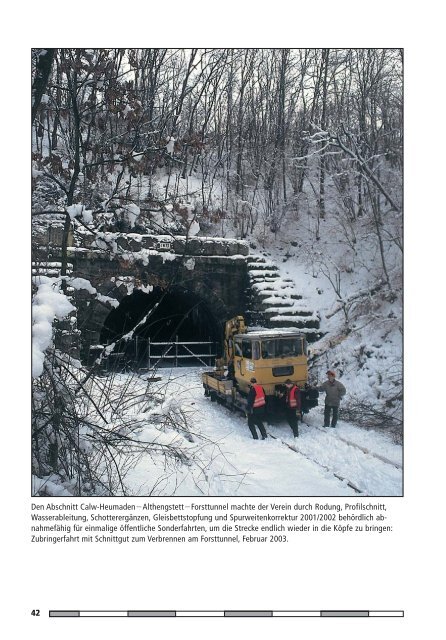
[
  {"x1": 283, "y1": 379, "x2": 301, "y2": 438},
  {"x1": 246, "y1": 377, "x2": 267, "y2": 440}
]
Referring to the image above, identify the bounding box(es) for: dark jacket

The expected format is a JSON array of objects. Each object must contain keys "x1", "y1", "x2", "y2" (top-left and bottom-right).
[{"x1": 318, "y1": 380, "x2": 346, "y2": 406}]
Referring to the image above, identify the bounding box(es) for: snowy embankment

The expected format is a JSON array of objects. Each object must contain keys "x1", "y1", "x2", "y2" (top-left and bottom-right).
[{"x1": 123, "y1": 368, "x2": 402, "y2": 498}]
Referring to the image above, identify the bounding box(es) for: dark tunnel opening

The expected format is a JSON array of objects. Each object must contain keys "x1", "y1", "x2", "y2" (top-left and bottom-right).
[{"x1": 99, "y1": 287, "x2": 223, "y2": 370}]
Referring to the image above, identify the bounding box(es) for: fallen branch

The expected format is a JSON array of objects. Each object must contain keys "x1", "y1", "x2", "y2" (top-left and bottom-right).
[{"x1": 325, "y1": 281, "x2": 387, "y2": 319}]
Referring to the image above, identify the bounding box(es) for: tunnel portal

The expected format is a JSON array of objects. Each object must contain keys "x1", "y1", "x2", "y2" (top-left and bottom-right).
[{"x1": 100, "y1": 287, "x2": 223, "y2": 369}]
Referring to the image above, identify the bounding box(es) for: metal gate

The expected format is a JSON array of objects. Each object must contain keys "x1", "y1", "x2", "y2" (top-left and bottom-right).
[{"x1": 142, "y1": 336, "x2": 218, "y2": 368}]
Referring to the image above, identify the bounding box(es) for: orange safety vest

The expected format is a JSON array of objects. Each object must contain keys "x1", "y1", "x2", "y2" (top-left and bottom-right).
[
  {"x1": 252, "y1": 384, "x2": 266, "y2": 408},
  {"x1": 286, "y1": 385, "x2": 300, "y2": 408}
]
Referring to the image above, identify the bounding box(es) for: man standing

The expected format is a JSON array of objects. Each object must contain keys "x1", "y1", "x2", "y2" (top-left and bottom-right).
[
  {"x1": 318, "y1": 370, "x2": 346, "y2": 428},
  {"x1": 246, "y1": 377, "x2": 268, "y2": 440},
  {"x1": 283, "y1": 379, "x2": 301, "y2": 438}
]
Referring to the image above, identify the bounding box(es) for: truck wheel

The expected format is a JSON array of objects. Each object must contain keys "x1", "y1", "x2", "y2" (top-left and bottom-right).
[
  {"x1": 204, "y1": 387, "x2": 210, "y2": 397},
  {"x1": 210, "y1": 392, "x2": 217, "y2": 402}
]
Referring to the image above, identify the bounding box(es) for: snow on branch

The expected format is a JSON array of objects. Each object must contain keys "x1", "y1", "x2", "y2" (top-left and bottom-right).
[
  {"x1": 32, "y1": 279, "x2": 75, "y2": 378},
  {"x1": 65, "y1": 277, "x2": 120, "y2": 308},
  {"x1": 67, "y1": 204, "x2": 93, "y2": 224},
  {"x1": 331, "y1": 124, "x2": 401, "y2": 213},
  {"x1": 92, "y1": 302, "x2": 161, "y2": 368}
]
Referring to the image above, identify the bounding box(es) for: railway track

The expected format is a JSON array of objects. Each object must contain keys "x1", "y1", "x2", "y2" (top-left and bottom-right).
[
  {"x1": 266, "y1": 422, "x2": 402, "y2": 495},
  {"x1": 310, "y1": 424, "x2": 402, "y2": 470},
  {"x1": 266, "y1": 431, "x2": 364, "y2": 494},
  {"x1": 204, "y1": 394, "x2": 401, "y2": 495}
]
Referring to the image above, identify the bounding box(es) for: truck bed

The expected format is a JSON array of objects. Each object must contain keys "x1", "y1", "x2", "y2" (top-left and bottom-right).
[{"x1": 201, "y1": 371, "x2": 234, "y2": 395}]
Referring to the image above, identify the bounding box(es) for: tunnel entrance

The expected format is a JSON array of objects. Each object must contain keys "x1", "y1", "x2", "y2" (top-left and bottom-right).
[{"x1": 99, "y1": 287, "x2": 223, "y2": 370}]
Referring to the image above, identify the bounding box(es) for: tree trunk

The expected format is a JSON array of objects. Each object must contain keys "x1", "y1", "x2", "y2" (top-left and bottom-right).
[
  {"x1": 32, "y1": 49, "x2": 56, "y2": 124},
  {"x1": 318, "y1": 49, "x2": 330, "y2": 219}
]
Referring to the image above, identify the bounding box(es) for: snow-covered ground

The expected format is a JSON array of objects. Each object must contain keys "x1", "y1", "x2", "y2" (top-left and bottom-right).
[{"x1": 122, "y1": 368, "x2": 402, "y2": 498}]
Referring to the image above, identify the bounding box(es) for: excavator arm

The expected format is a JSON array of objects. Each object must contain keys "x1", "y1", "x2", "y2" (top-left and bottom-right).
[{"x1": 224, "y1": 316, "x2": 246, "y2": 364}]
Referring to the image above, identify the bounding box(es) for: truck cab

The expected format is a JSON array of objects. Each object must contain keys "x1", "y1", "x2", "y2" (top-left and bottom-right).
[
  {"x1": 202, "y1": 317, "x2": 318, "y2": 415},
  {"x1": 232, "y1": 329, "x2": 309, "y2": 394}
]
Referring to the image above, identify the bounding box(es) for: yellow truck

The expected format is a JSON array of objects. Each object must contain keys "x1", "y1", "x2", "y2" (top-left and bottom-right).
[{"x1": 201, "y1": 316, "x2": 318, "y2": 415}]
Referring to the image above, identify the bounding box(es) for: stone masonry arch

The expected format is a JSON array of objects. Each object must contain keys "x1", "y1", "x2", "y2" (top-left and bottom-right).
[{"x1": 69, "y1": 234, "x2": 250, "y2": 363}]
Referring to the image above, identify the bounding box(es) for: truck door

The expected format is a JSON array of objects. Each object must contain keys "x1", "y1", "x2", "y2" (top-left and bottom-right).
[{"x1": 240, "y1": 339, "x2": 253, "y2": 379}]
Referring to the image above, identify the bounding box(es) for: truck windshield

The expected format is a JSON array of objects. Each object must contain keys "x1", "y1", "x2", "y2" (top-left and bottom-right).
[{"x1": 261, "y1": 338, "x2": 303, "y2": 359}]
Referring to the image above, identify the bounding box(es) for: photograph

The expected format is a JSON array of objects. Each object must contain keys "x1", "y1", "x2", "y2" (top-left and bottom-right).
[{"x1": 31, "y1": 48, "x2": 403, "y2": 498}]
